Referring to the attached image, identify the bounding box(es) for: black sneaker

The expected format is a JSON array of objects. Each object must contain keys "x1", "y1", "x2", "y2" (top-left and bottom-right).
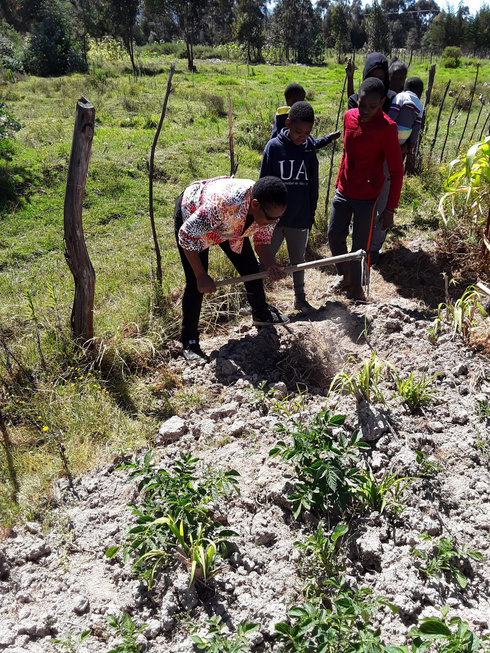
[
  {"x1": 252, "y1": 305, "x2": 290, "y2": 327},
  {"x1": 182, "y1": 340, "x2": 208, "y2": 362}
]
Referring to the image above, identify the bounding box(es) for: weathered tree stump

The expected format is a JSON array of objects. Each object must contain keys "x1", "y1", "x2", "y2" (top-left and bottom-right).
[{"x1": 64, "y1": 97, "x2": 96, "y2": 343}]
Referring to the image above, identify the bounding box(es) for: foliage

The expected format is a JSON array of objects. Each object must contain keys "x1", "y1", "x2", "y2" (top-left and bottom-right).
[
  {"x1": 429, "y1": 286, "x2": 487, "y2": 340},
  {"x1": 331, "y1": 353, "x2": 386, "y2": 404},
  {"x1": 274, "y1": 582, "x2": 392, "y2": 652},
  {"x1": 106, "y1": 452, "x2": 239, "y2": 587},
  {"x1": 441, "y1": 46, "x2": 462, "y2": 68},
  {"x1": 415, "y1": 450, "x2": 443, "y2": 478},
  {"x1": 52, "y1": 629, "x2": 91, "y2": 652},
  {"x1": 411, "y1": 532, "x2": 484, "y2": 589},
  {"x1": 0, "y1": 101, "x2": 21, "y2": 159},
  {"x1": 191, "y1": 615, "x2": 258, "y2": 652},
  {"x1": 391, "y1": 370, "x2": 438, "y2": 413},
  {"x1": 294, "y1": 522, "x2": 348, "y2": 580},
  {"x1": 476, "y1": 398, "x2": 490, "y2": 420},
  {"x1": 356, "y1": 466, "x2": 413, "y2": 515},
  {"x1": 106, "y1": 613, "x2": 147, "y2": 653},
  {"x1": 394, "y1": 606, "x2": 490, "y2": 653},
  {"x1": 269, "y1": 411, "x2": 369, "y2": 517},
  {"x1": 24, "y1": 0, "x2": 87, "y2": 76}
]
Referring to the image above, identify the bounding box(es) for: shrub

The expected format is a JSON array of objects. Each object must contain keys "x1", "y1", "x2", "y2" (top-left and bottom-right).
[
  {"x1": 442, "y1": 46, "x2": 462, "y2": 68},
  {"x1": 24, "y1": 0, "x2": 87, "y2": 76}
]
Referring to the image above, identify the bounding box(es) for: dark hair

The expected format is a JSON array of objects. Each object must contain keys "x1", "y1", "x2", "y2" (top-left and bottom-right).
[
  {"x1": 288, "y1": 100, "x2": 314, "y2": 125},
  {"x1": 359, "y1": 77, "x2": 386, "y2": 99},
  {"x1": 405, "y1": 76, "x2": 424, "y2": 97},
  {"x1": 252, "y1": 176, "x2": 288, "y2": 208},
  {"x1": 284, "y1": 83, "x2": 306, "y2": 102},
  {"x1": 389, "y1": 59, "x2": 408, "y2": 76}
]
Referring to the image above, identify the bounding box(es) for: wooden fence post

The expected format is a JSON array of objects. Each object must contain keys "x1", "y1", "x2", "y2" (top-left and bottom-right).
[{"x1": 63, "y1": 97, "x2": 96, "y2": 343}]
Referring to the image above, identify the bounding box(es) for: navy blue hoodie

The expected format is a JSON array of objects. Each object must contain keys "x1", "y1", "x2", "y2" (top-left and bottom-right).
[{"x1": 259, "y1": 128, "x2": 319, "y2": 229}]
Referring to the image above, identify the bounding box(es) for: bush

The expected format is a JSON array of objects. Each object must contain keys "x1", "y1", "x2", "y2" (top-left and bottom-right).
[
  {"x1": 24, "y1": 0, "x2": 87, "y2": 76},
  {"x1": 442, "y1": 46, "x2": 462, "y2": 68}
]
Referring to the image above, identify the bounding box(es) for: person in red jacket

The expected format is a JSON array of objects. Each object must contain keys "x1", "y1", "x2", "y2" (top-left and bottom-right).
[{"x1": 328, "y1": 77, "x2": 404, "y2": 302}]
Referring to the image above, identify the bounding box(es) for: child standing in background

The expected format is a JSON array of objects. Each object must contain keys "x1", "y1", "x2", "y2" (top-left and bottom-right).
[
  {"x1": 328, "y1": 78, "x2": 404, "y2": 301},
  {"x1": 261, "y1": 101, "x2": 336, "y2": 312},
  {"x1": 388, "y1": 76, "x2": 424, "y2": 155},
  {"x1": 271, "y1": 82, "x2": 341, "y2": 150}
]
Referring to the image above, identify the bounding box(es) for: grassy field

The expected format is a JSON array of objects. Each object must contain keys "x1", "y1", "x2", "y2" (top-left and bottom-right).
[{"x1": 0, "y1": 48, "x2": 488, "y2": 526}]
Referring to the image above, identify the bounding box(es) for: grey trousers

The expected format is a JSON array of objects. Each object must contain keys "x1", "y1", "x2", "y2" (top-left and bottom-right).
[
  {"x1": 370, "y1": 161, "x2": 390, "y2": 253},
  {"x1": 328, "y1": 190, "x2": 377, "y2": 287},
  {"x1": 270, "y1": 225, "x2": 309, "y2": 296}
]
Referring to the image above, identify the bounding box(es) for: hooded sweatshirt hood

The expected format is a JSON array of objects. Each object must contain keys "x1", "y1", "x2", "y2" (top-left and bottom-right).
[{"x1": 363, "y1": 52, "x2": 391, "y2": 97}]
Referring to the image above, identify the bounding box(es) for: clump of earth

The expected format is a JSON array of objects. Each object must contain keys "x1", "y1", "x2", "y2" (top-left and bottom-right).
[{"x1": 1, "y1": 239, "x2": 489, "y2": 652}]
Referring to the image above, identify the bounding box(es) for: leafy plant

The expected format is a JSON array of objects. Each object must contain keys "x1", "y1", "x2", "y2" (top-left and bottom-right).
[
  {"x1": 430, "y1": 286, "x2": 487, "y2": 340},
  {"x1": 391, "y1": 370, "x2": 439, "y2": 412},
  {"x1": 269, "y1": 411, "x2": 369, "y2": 518},
  {"x1": 270, "y1": 385, "x2": 307, "y2": 418},
  {"x1": 295, "y1": 522, "x2": 348, "y2": 579},
  {"x1": 356, "y1": 466, "x2": 414, "y2": 515},
  {"x1": 106, "y1": 613, "x2": 147, "y2": 653},
  {"x1": 191, "y1": 615, "x2": 258, "y2": 652},
  {"x1": 388, "y1": 606, "x2": 490, "y2": 652},
  {"x1": 106, "y1": 452, "x2": 239, "y2": 587},
  {"x1": 275, "y1": 582, "x2": 392, "y2": 652},
  {"x1": 52, "y1": 629, "x2": 91, "y2": 652},
  {"x1": 476, "y1": 398, "x2": 490, "y2": 420},
  {"x1": 331, "y1": 353, "x2": 386, "y2": 404},
  {"x1": 439, "y1": 136, "x2": 490, "y2": 274},
  {"x1": 415, "y1": 450, "x2": 443, "y2": 478},
  {"x1": 411, "y1": 533, "x2": 484, "y2": 589}
]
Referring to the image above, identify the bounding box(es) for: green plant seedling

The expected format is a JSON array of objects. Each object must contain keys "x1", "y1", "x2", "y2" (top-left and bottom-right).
[
  {"x1": 191, "y1": 615, "x2": 258, "y2": 652},
  {"x1": 294, "y1": 522, "x2": 348, "y2": 578},
  {"x1": 52, "y1": 629, "x2": 91, "y2": 652},
  {"x1": 107, "y1": 452, "x2": 239, "y2": 587},
  {"x1": 269, "y1": 410, "x2": 369, "y2": 517},
  {"x1": 476, "y1": 398, "x2": 490, "y2": 420},
  {"x1": 331, "y1": 352, "x2": 387, "y2": 404},
  {"x1": 415, "y1": 450, "x2": 443, "y2": 477},
  {"x1": 270, "y1": 385, "x2": 307, "y2": 418},
  {"x1": 106, "y1": 613, "x2": 147, "y2": 653},
  {"x1": 411, "y1": 533, "x2": 484, "y2": 589},
  {"x1": 356, "y1": 466, "x2": 414, "y2": 515},
  {"x1": 430, "y1": 286, "x2": 487, "y2": 341},
  {"x1": 391, "y1": 371, "x2": 439, "y2": 413},
  {"x1": 403, "y1": 606, "x2": 490, "y2": 653}
]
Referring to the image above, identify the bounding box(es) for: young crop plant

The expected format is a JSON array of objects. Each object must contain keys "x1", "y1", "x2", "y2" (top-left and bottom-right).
[
  {"x1": 106, "y1": 452, "x2": 239, "y2": 587},
  {"x1": 106, "y1": 613, "x2": 147, "y2": 653},
  {"x1": 411, "y1": 532, "x2": 484, "y2": 589},
  {"x1": 356, "y1": 466, "x2": 414, "y2": 515},
  {"x1": 391, "y1": 370, "x2": 439, "y2": 413},
  {"x1": 331, "y1": 353, "x2": 387, "y2": 404},
  {"x1": 429, "y1": 286, "x2": 487, "y2": 341},
  {"x1": 415, "y1": 450, "x2": 443, "y2": 477},
  {"x1": 274, "y1": 581, "x2": 392, "y2": 652},
  {"x1": 269, "y1": 410, "x2": 370, "y2": 518},
  {"x1": 388, "y1": 606, "x2": 490, "y2": 653},
  {"x1": 191, "y1": 615, "x2": 258, "y2": 652}
]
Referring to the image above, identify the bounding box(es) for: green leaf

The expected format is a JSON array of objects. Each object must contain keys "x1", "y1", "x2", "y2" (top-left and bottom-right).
[
  {"x1": 105, "y1": 546, "x2": 121, "y2": 558},
  {"x1": 454, "y1": 569, "x2": 468, "y2": 588},
  {"x1": 416, "y1": 618, "x2": 452, "y2": 636}
]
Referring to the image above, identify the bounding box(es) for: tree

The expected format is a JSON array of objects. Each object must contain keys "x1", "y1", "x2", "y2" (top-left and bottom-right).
[
  {"x1": 24, "y1": 0, "x2": 87, "y2": 76},
  {"x1": 235, "y1": 0, "x2": 267, "y2": 62},
  {"x1": 107, "y1": 0, "x2": 139, "y2": 73},
  {"x1": 271, "y1": 0, "x2": 319, "y2": 63},
  {"x1": 365, "y1": 0, "x2": 391, "y2": 53},
  {"x1": 330, "y1": 0, "x2": 350, "y2": 62},
  {"x1": 144, "y1": 0, "x2": 210, "y2": 71}
]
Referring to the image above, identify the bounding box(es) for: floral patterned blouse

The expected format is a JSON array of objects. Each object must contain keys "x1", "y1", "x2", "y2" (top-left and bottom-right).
[{"x1": 178, "y1": 177, "x2": 275, "y2": 253}]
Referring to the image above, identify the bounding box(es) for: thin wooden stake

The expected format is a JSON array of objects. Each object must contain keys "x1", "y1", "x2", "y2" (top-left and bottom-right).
[
  {"x1": 149, "y1": 64, "x2": 175, "y2": 289},
  {"x1": 479, "y1": 112, "x2": 490, "y2": 141},
  {"x1": 414, "y1": 63, "x2": 436, "y2": 163},
  {"x1": 457, "y1": 63, "x2": 479, "y2": 155},
  {"x1": 228, "y1": 92, "x2": 238, "y2": 176},
  {"x1": 440, "y1": 91, "x2": 461, "y2": 163},
  {"x1": 469, "y1": 97, "x2": 484, "y2": 143},
  {"x1": 324, "y1": 73, "x2": 347, "y2": 214},
  {"x1": 430, "y1": 80, "x2": 451, "y2": 154}
]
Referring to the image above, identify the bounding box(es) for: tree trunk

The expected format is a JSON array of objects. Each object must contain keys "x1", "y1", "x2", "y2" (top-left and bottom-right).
[{"x1": 64, "y1": 97, "x2": 96, "y2": 343}]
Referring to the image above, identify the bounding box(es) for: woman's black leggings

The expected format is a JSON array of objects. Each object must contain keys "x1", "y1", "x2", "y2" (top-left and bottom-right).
[{"x1": 174, "y1": 195, "x2": 268, "y2": 344}]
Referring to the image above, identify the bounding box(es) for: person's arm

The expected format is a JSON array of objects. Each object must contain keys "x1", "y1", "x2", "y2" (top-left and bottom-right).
[
  {"x1": 183, "y1": 249, "x2": 216, "y2": 294},
  {"x1": 310, "y1": 130, "x2": 341, "y2": 150},
  {"x1": 309, "y1": 155, "x2": 319, "y2": 226},
  {"x1": 347, "y1": 93, "x2": 358, "y2": 110},
  {"x1": 255, "y1": 244, "x2": 285, "y2": 281},
  {"x1": 259, "y1": 142, "x2": 272, "y2": 178},
  {"x1": 345, "y1": 59, "x2": 355, "y2": 98}
]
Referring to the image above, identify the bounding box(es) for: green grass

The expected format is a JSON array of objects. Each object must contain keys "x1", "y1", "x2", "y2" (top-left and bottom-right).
[{"x1": 0, "y1": 48, "x2": 487, "y2": 526}]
